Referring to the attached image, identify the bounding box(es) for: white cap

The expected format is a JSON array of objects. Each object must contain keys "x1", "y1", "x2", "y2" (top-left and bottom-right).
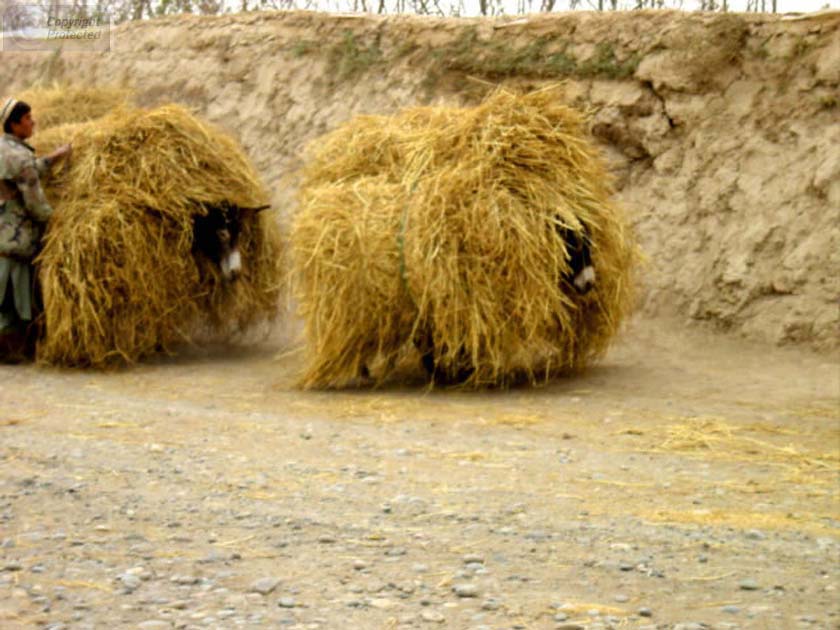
[{"x1": 1, "y1": 98, "x2": 20, "y2": 130}]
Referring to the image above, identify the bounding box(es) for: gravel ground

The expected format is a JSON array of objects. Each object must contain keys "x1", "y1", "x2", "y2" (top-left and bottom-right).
[{"x1": 1, "y1": 318, "x2": 837, "y2": 630}]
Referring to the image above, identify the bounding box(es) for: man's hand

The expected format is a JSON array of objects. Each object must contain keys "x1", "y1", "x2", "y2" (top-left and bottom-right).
[{"x1": 47, "y1": 144, "x2": 72, "y2": 164}]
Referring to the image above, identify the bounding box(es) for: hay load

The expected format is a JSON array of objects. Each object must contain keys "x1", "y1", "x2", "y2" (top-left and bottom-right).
[
  {"x1": 292, "y1": 87, "x2": 636, "y2": 388},
  {"x1": 31, "y1": 103, "x2": 283, "y2": 367},
  {"x1": 17, "y1": 84, "x2": 132, "y2": 130}
]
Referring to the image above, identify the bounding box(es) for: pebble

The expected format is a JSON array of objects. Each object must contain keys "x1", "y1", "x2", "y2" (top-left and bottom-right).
[
  {"x1": 463, "y1": 554, "x2": 484, "y2": 564},
  {"x1": 118, "y1": 574, "x2": 142, "y2": 592},
  {"x1": 746, "y1": 530, "x2": 766, "y2": 540},
  {"x1": 197, "y1": 551, "x2": 225, "y2": 564},
  {"x1": 453, "y1": 583, "x2": 480, "y2": 598},
  {"x1": 481, "y1": 598, "x2": 500, "y2": 611},
  {"x1": 249, "y1": 577, "x2": 281, "y2": 595},
  {"x1": 638, "y1": 607, "x2": 653, "y2": 617},
  {"x1": 32, "y1": 595, "x2": 49, "y2": 606},
  {"x1": 555, "y1": 624, "x2": 585, "y2": 630},
  {"x1": 525, "y1": 530, "x2": 549, "y2": 541},
  {"x1": 352, "y1": 559, "x2": 368, "y2": 571},
  {"x1": 420, "y1": 611, "x2": 445, "y2": 623},
  {"x1": 614, "y1": 593, "x2": 629, "y2": 603},
  {"x1": 554, "y1": 612, "x2": 568, "y2": 621},
  {"x1": 366, "y1": 581, "x2": 387, "y2": 593},
  {"x1": 278, "y1": 597, "x2": 296, "y2": 608},
  {"x1": 739, "y1": 578, "x2": 760, "y2": 591},
  {"x1": 126, "y1": 566, "x2": 152, "y2": 581},
  {"x1": 722, "y1": 605, "x2": 741, "y2": 614},
  {"x1": 370, "y1": 597, "x2": 395, "y2": 609},
  {"x1": 171, "y1": 575, "x2": 200, "y2": 585},
  {"x1": 137, "y1": 621, "x2": 170, "y2": 630}
]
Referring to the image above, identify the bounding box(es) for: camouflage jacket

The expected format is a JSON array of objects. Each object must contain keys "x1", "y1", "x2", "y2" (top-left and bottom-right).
[{"x1": 0, "y1": 133, "x2": 53, "y2": 259}]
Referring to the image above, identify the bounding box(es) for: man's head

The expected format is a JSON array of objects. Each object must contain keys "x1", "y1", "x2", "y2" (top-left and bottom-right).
[{"x1": 1, "y1": 99, "x2": 34, "y2": 140}]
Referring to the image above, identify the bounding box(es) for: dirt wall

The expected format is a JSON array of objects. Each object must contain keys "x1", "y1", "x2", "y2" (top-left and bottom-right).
[{"x1": 2, "y1": 9, "x2": 837, "y2": 351}]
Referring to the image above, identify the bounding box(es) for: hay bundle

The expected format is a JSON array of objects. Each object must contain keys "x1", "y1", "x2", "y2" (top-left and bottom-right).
[
  {"x1": 17, "y1": 83, "x2": 131, "y2": 130},
  {"x1": 32, "y1": 104, "x2": 283, "y2": 367},
  {"x1": 292, "y1": 87, "x2": 636, "y2": 388}
]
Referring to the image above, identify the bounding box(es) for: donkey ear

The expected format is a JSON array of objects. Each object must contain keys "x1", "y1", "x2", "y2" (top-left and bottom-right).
[{"x1": 238, "y1": 204, "x2": 270, "y2": 222}]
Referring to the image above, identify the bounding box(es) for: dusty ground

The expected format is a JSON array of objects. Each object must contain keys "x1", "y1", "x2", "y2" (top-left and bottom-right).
[{"x1": 1, "y1": 317, "x2": 837, "y2": 630}]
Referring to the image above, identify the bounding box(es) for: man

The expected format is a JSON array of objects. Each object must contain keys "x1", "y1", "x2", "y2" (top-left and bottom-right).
[{"x1": 0, "y1": 97, "x2": 71, "y2": 362}]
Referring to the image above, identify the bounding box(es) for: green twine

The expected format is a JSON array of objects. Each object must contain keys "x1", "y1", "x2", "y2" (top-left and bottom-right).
[{"x1": 397, "y1": 179, "x2": 419, "y2": 306}]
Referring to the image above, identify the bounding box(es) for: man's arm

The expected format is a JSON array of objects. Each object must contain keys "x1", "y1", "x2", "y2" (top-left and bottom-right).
[
  {"x1": 35, "y1": 144, "x2": 71, "y2": 177},
  {"x1": 15, "y1": 163, "x2": 53, "y2": 222}
]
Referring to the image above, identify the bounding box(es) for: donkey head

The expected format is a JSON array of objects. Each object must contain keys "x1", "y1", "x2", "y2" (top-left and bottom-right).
[
  {"x1": 556, "y1": 223, "x2": 596, "y2": 294},
  {"x1": 192, "y1": 201, "x2": 269, "y2": 282}
]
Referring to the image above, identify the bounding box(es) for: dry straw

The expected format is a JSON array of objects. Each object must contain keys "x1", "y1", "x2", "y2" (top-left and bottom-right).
[
  {"x1": 31, "y1": 102, "x2": 283, "y2": 367},
  {"x1": 17, "y1": 83, "x2": 132, "y2": 130},
  {"x1": 292, "y1": 87, "x2": 637, "y2": 388}
]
